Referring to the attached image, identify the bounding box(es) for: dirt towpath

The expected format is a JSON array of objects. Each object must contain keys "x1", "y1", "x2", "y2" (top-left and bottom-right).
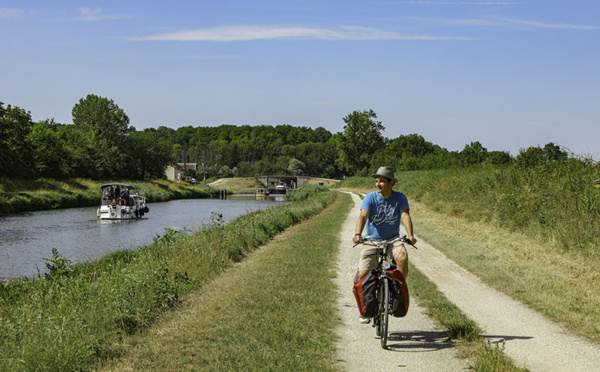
[{"x1": 335, "y1": 192, "x2": 600, "y2": 371}]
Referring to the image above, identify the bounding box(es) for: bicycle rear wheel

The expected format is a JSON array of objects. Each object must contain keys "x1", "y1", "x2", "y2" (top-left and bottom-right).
[{"x1": 378, "y1": 277, "x2": 390, "y2": 349}]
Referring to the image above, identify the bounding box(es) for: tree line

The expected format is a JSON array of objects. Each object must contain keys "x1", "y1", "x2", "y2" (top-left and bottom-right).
[{"x1": 0, "y1": 95, "x2": 581, "y2": 182}]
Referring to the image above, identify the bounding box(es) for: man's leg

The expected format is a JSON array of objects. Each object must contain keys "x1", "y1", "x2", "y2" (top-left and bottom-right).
[
  {"x1": 356, "y1": 243, "x2": 378, "y2": 282},
  {"x1": 356, "y1": 269, "x2": 370, "y2": 281},
  {"x1": 393, "y1": 244, "x2": 409, "y2": 279},
  {"x1": 356, "y1": 244, "x2": 378, "y2": 323}
]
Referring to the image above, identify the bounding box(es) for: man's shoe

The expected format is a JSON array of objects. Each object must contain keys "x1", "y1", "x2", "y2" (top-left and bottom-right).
[{"x1": 359, "y1": 315, "x2": 371, "y2": 324}]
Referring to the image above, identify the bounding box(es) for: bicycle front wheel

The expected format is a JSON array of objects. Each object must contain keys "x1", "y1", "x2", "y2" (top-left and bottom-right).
[{"x1": 378, "y1": 277, "x2": 390, "y2": 349}]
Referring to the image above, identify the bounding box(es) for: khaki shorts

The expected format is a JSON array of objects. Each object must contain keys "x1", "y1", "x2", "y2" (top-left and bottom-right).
[{"x1": 358, "y1": 240, "x2": 408, "y2": 272}]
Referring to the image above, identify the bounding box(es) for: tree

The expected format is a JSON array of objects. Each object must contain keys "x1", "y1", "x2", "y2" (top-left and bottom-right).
[
  {"x1": 487, "y1": 151, "x2": 512, "y2": 166},
  {"x1": 218, "y1": 165, "x2": 233, "y2": 178},
  {"x1": 515, "y1": 142, "x2": 568, "y2": 167},
  {"x1": 389, "y1": 134, "x2": 436, "y2": 158},
  {"x1": 71, "y1": 94, "x2": 131, "y2": 179},
  {"x1": 335, "y1": 109, "x2": 386, "y2": 175},
  {"x1": 288, "y1": 158, "x2": 306, "y2": 176},
  {"x1": 461, "y1": 141, "x2": 488, "y2": 166},
  {"x1": 28, "y1": 119, "x2": 71, "y2": 178},
  {"x1": 275, "y1": 156, "x2": 293, "y2": 174},
  {"x1": 237, "y1": 161, "x2": 254, "y2": 176},
  {"x1": 0, "y1": 102, "x2": 34, "y2": 178},
  {"x1": 126, "y1": 129, "x2": 174, "y2": 180}
]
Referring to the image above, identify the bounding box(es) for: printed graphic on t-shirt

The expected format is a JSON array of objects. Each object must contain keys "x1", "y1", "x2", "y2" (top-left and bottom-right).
[{"x1": 371, "y1": 202, "x2": 398, "y2": 226}]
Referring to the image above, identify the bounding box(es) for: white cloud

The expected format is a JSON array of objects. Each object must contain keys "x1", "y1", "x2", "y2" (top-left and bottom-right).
[
  {"x1": 402, "y1": 15, "x2": 599, "y2": 30},
  {"x1": 0, "y1": 8, "x2": 24, "y2": 18},
  {"x1": 406, "y1": 16, "x2": 503, "y2": 26},
  {"x1": 134, "y1": 25, "x2": 475, "y2": 41},
  {"x1": 77, "y1": 7, "x2": 128, "y2": 21},
  {"x1": 493, "y1": 17, "x2": 600, "y2": 30}
]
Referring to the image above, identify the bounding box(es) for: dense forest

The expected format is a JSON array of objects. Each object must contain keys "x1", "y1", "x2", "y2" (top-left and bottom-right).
[{"x1": 0, "y1": 94, "x2": 588, "y2": 182}]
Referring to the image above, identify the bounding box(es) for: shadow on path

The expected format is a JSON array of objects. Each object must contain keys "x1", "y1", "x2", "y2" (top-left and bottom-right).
[
  {"x1": 385, "y1": 330, "x2": 535, "y2": 352},
  {"x1": 386, "y1": 330, "x2": 458, "y2": 352},
  {"x1": 482, "y1": 334, "x2": 533, "y2": 345}
]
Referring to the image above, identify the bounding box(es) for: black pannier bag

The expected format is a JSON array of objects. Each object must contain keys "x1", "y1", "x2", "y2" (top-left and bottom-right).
[
  {"x1": 388, "y1": 269, "x2": 409, "y2": 317},
  {"x1": 353, "y1": 272, "x2": 377, "y2": 318}
]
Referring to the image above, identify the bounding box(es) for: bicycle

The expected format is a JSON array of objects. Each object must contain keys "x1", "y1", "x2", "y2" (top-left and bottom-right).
[{"x1": 354, "y1": 235, "x2": 416, "y2": 349}]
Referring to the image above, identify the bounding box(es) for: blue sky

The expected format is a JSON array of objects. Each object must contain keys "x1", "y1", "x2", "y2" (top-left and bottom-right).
[{"x1": 1, "y1": 1, "x2": 599, "y2": 157}]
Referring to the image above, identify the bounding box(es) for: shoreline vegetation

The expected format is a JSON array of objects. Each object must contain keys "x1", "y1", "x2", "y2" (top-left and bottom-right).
[
  {"x1": 0, "y1": 178, "x2": 224, "y2": 215},
  {"x1": 0, "y1": 176, "x2": 338, "y2": 215}
]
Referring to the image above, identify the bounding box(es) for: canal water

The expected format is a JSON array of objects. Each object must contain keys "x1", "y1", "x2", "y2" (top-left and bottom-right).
[{"x1": 0, "y1": 195, "x2": 284, "y2": 280}]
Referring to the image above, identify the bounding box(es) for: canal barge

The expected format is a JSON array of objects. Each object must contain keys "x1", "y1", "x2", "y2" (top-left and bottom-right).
[{"x1": 97, "y1": 183, "x2": 149, "y2": 220}]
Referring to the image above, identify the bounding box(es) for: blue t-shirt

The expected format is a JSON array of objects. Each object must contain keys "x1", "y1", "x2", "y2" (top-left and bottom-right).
[{"x1": 361, "y1": 190, "x2": 410, "y2": 240}]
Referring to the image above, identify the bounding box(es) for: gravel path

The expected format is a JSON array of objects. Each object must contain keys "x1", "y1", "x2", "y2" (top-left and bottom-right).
[{"x1": 335, "y1": 192, "x2": 600, "y2": 371}]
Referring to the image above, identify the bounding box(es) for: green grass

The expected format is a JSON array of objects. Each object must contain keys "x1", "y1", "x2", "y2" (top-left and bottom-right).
[
  {"x1": 100, "y1": 191, "x2": 353, "y2": 371},
  {"x1": 0, "y1": 188, "x2": 336, "y2": 371},
  {"x1": 206, "y1": 176, "x2": 262, "y2": 194},
  {"x1": 335, "y1": 162, "x2": 600, "y2": 259},
  {"x1": 406, "y1": 164, "x2": 599, "y2": 259},
  {"x1": 470, "y1": 341, "x2": 529, "y2": 372}
]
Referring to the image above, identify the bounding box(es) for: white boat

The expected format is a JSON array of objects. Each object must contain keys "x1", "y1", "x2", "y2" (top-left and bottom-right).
[
  {"x1": 97, "y1": 183, "x2": 149, "y2": 220},
  {"x1": 270, "y1": 182, "x2": 287, "y2": 195}
]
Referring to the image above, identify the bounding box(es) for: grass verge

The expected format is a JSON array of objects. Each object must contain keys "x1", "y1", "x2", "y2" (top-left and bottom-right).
[
  {"x1": 411, "y1": 200, "x2": 600, "y2": 344},
  {"x1": 99, "y1": 192, "x2": 353, "y2": 371}
]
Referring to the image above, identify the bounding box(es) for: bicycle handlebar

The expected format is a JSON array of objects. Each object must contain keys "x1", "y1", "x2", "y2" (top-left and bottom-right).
[{"x1": 353, "y1": 234, "x2": 417, "y2": 249}]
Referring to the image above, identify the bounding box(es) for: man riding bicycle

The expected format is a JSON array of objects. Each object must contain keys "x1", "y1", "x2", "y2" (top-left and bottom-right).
[{"x1": 352, "y1": 166, "x2": 417, "y2": 323}]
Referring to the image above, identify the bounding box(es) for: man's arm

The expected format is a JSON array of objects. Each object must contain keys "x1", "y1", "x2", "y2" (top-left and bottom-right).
[
  {"x1": 401, "y1": 210, "x2": 417, "y2": 245},
  {"x1": 352, "y1": 209, "x2": 369, "y2": 244}
]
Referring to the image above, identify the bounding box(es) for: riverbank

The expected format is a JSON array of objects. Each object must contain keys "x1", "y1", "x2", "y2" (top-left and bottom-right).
[
  {"x1": 0, "y1": 186, "x2": 336, "y2": 371},
  {"x1": 0, "y1": 178, "x2": 220, "y2": 215},
  {"x1": 100, "y1": 190, "x2": 351, "y2": 371}
]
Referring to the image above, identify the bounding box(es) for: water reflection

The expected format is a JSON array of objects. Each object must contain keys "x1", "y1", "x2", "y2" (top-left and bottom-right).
[{"x1": 228, "y1": 194, "x2": 286, "y2": 202}]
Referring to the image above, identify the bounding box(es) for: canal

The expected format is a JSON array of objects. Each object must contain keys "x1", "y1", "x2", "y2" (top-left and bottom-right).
[{"x1": 0, "y1": 195, "x2": 284, "y2": 280}]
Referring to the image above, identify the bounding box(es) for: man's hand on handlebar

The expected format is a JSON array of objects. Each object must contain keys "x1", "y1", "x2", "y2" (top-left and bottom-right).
[
  {"x1": 407, "y1": 235, "x2": 417, "y2": 246},
  {"x1": 352, "y1": 234, "x2": 363, "y2": 244}
]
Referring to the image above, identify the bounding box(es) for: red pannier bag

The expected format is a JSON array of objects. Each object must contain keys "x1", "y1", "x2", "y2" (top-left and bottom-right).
[
  {"x1": 353, "y1": 272, "x2": 377, "y2": 318},
  {"x1": 388, "y1": 269, "x2": 409, "y2": 317}
]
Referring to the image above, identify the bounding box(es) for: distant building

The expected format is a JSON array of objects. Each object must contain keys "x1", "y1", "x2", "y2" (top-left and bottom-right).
[{"x1": 165, "y1": 163, "x2": 197, "y2": 182}]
